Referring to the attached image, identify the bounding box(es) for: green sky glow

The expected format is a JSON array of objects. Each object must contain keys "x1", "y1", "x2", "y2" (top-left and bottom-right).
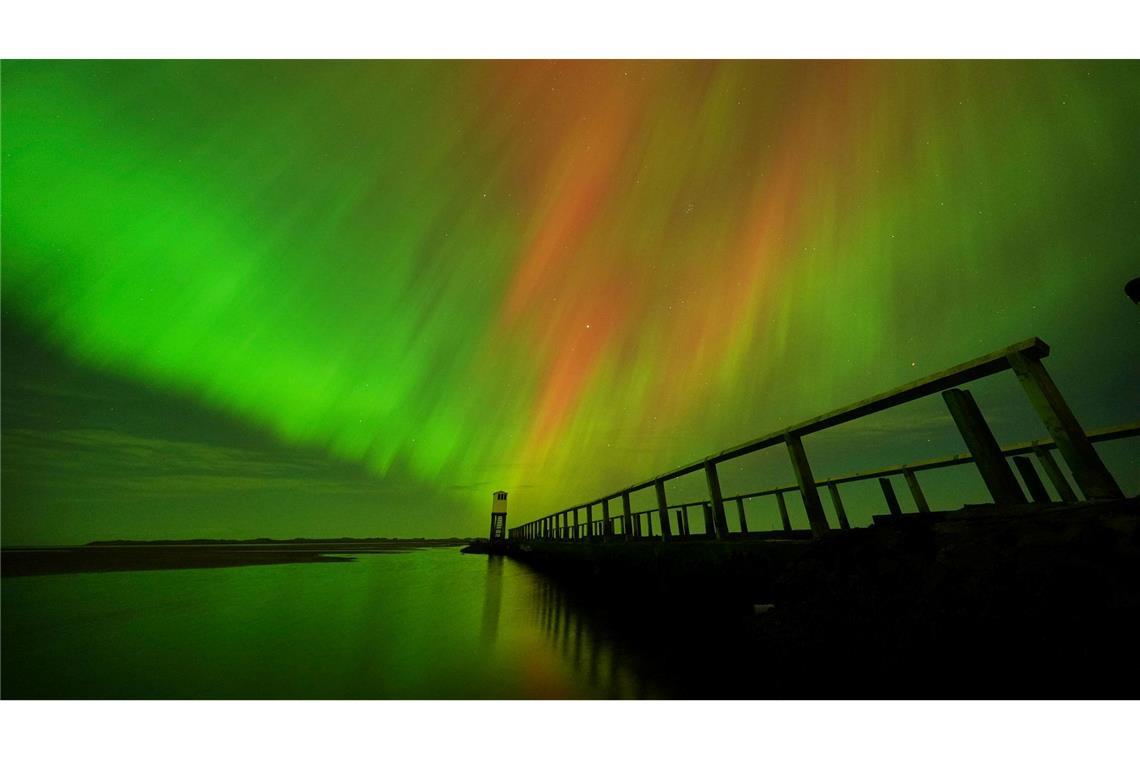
[{"x1": 2, "y1": 61, "x2": 1138, "y2": 543}]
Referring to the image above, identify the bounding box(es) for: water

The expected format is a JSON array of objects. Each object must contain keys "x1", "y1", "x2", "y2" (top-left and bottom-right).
[{"x1": 1, "y1": 549, "x2": 672, "y2": 699}]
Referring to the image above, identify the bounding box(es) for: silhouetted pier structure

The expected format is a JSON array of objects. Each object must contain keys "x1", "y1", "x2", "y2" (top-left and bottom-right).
[{"x1": 509, "y1": 338, "x2": 1136, "y2": 544}]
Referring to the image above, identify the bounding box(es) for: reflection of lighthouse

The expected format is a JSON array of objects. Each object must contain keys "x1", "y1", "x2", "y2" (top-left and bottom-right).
[{"x1": 489, "y1": 491, "x2": 508, "y2": 543}]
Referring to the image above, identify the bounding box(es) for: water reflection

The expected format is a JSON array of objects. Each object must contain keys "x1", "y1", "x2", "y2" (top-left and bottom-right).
[
  {"x1": 2, "y1": 548, "x2": 740, "y2": 698},
  {"x1": 479, "y1": 556, "x2": 504, "y2": 644}
]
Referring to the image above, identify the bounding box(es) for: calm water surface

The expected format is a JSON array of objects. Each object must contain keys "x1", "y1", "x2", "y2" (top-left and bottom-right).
[{"x1": 2, "y1": 549, "x2": 672, "y2": 698}]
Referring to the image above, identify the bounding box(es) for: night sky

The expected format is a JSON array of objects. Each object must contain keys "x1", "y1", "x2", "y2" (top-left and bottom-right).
[{"x1": 3, "y1": 60, "x2": 1138, "y2": 545}]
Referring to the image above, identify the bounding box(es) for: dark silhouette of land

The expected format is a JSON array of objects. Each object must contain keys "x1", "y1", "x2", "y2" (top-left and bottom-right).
[{"x1": 1, "y1": 538, "x2": 474, "y2": 577}]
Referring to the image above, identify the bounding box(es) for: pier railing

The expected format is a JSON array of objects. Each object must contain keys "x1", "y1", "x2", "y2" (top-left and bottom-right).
[{"x1": 508, "y1": 337, "x2": 1135, "y2": 543}]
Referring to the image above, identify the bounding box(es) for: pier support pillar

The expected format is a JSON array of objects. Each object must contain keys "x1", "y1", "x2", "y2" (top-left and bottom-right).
[
  {"x1": 1008, "y1": 352, "x2": 1123, "y2": 501},
  {"x1": 784, "y1": 433, "x2": 830, "y2": 538},
  {"x1": 826, "y1": 483, "x2": 851, "y2": 530},
  {"x1": 586, "y1": 503, "x2": 594, "y2": 540},
  {"x1": 879, "y1": 478, "x2": 903, "y2": 516},
  {"x1": 775, "y1": 491, "x2": 792, "y2": 533},
  {"x1": 601, "y1": 499, "x2": 611, "y2": 541},
  {"x1": 1013, "y1": 456, "x2": 1052, "y2": 503},
  {"x1": 622, "y1": 492, "x2": 633, "y2": 541},
  {"x1": 902, "y1": 467, "x2": 931, "y2": 513},
  {"x1": 573, "y1": 508, "x2": 580, "y2": 541},
  {"x1": 736, "y1": 497, "x2": 749, "y2": 534},
  {"x1": 1033, "y1": 445, "x2": 1078, "y2": 503},
  {"x1": 703, "y1": 461, "x2": 731, "y2": 539},
  {"x1": 943, "y1": 389, "x2": 1027, "y2": 506},
  {"x1": 654, "y1": 479, "x2": 672, "y2": 541}
]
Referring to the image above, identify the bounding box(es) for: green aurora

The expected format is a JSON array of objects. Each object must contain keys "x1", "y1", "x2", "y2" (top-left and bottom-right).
[{"x1": 2, "y1": 60, "x2": 1138, "y2": 544}]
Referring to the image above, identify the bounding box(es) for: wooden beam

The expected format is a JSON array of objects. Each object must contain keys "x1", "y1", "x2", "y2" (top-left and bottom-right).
[
  {"x1": 736, "y1": 497, "x2": 749, "y2": 534},
  {"x1": 622, "y1": 492, "x2": 633, "y2": 541},
  {"x1": 1013, "y1": 456, "x2": 1052, "y2": 503},
  {"x1": 784, "y1": 433, "x2": 830, "y2": 537},
  {"x1": 1033, "y1": 445, "x2": 1078, "y2": 503},
  {"x1": 826, "y1": 483, "x2": 851, "y2": 529},
  {"x1": 879, "y1": 478, "x2": 903, "y2": 517},
  {"x1": 775, "y1": 491, "x2": 792, "y2": 533},
  {"x1": 654, "y1": 479, "x2": 672, "y2": 541},
  {"x1": 1008, "y1": 351, "x2": 1123, "y2": 500},
  {"x1": 902, "y1": 467, "x2": 930, "y2": 513},
  {"x1": 703, "y1": 461, "x2": 731, "y2": 539},
  {"x1": 942, "y1": 388, "x2": 1027, "y2": 506}
]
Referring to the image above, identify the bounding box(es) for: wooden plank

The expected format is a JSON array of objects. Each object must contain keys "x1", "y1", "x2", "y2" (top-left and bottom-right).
[
  {"x1": 879, "y1": 478, "x2": 903, "y2": 516},
  {"x1": 1013, "y1": 456, "x2": 1052, "y2": 503},
  {"x1": 942, "y1": 388, "x2": 1027, "y2": 506},
  {"x1": 654, "y1": 479, "x2": 672, "y2": 541},
  {"x1": 785, "y1": 433, "x2": 830, "y2": 537},
  {"x1": 703, "y1": 460, "x2": 731, "y2": 539},
  {"x1": 775, "y1": 491, "x2": 792, "y2": 533},
  {"x1": 1033, "y1": 445, "x2": 1078, "y2": 503},
  {"x1": 826, "y1": 483, "x2": 851, "y2": 530},
  {"x1": 1008, "y1": 351, "x2": 1124, "y2": 500},
  {"x1": 902, "y1": 467, "x2": 931, "y2": 513}
]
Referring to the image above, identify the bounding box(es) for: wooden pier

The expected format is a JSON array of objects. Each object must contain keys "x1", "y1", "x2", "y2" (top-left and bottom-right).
[{"x1": 508, "y1": 337, "x2": 1135, "y2": 545}]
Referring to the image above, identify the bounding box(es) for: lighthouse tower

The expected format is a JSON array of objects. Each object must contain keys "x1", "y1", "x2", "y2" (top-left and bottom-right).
[{"x1": 489, "y1": 491, "x2": 508, "y2": 543}]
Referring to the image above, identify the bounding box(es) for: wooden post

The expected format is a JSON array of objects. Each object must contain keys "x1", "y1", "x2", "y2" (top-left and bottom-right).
[
  {"x1": 1008, "y1": 352, "x2": 1123, "y2": 500},
  {"x1": 1033, "y1": 445, "x2": 1078, "y2": 503},
  {"x1": 586, "y1": 503, "x2": 594, "y2": 540},
  {"x1": 784, "y1": 433, "x2": 830, "y2": 538},
  {"x1": 563, "y1": 512, "x2": 569, "y2": 540},
  {"x1": 736, "y1": 497, "x2": 749, "y2": 534},
  {"x1": 646, "y1": 512, "x2": 654, "y2": 538},
  {"x1": 675, "y1": 510, "x2": 684, "y2": 535},
  {"x1": 902, "y1": 467, "x2": 931, "y2": 513},
  {"x1": 622, "y1": 491, "x2": 633, "y2": 541},
  {"x1": 826, "y1": 483, "x2": 851, "y2": 530},
  {"x1": 879, "y1": 478, "x2": 903, "y2": 516},
  {"x1": 1013, "y1": 456, "x2": 1052, "y2": 503},
  {"x1": 942, "y1": 389, "x2": 1027, "y2": 506},
  {"x1": 573, "y1": 508, "x2": 580, "y2": 541},
  {"x1": 653, "y1": 479, "x2": 672, "y2": 541},
  {"x1": 702, "y1": 502, "x2": 715, "y2": 537},
  {"x1": 775, "y1": 491, "x2": 792, "y2": 533},
  {"x1": 703, "y1": 461, "x2": 731, "y2": 539},
  {"x1": 681, "y1": 506, "x2": 691, "y2": 536},
  {"x1": 601, "y1": 498, "x2": 611, "y2": 541}
]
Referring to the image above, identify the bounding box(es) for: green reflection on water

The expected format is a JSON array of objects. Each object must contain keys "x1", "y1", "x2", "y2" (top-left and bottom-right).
[{"x1": 1, "y1": 549, "x2": 657, "y2": 699}]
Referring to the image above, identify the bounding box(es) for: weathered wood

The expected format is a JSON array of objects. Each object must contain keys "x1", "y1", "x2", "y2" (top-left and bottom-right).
[
  {"x1": 1008, "y1": 351, "x2": 1124, "y2": 501},
  {"x1": 775, "y1": 491, "x2": 792, "y2": 533},
  {"x1": 826, "y1": 483, "x2": 851, "y2": 530},
  {"x1": 573, "y1": 508, "x2": 580, "y2": 541},
  {"x1": 646, "y1": 513, "x2": 654, "y2": 538},
  {"x1": 622, "y1": 492, "x2": 633, "y2": 541},
  {"x1": 942, "y1": 388, "x2": 1027, "y2": 506},
  {"x1": 703, "y1": 461, "x2": 731, "y2": 539},
  {"x1": 1013, "y1": 456, "x2": 1052, "y2": 503},
  {"x1": 682, "y1": 507, "x2": 691, "y2": 536},
  {"x1": 675, "y1": 510, "x2": 684, "y2": 536},
  {"x1": 586, "y1": 503, "x2": 594, "y2": 540},
  {"x1": 784, "y1": 433, "x2": 830, "y2": 537},
  {"x1": 879, "y1": 478, "x2": 903, "y2": 517},
  {"x1": 653, "y1": 479, "x2": 672, "y2": 541},
  {"x1": 902, "y1": 467, "x2": 931, "y2": 513},
  {"x1": 1033, "y1": 445, "x2": 1078, "y2": 503},
  {"x1": 601, "y1": 498, "x2": 611, "y2": 541},
  {"x1": 736, "y1": 497, "x2": 749, "y2": 534}
]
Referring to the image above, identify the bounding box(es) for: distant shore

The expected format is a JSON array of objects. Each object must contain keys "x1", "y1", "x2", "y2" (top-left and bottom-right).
[{"x1": 1, "y1": 538, "x2": 475, "y2": 578}]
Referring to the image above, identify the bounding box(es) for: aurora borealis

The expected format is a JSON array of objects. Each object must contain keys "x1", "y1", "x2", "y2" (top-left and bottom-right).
[{"x1": 3, "y1": 60, "x2": 1139, "y2": 544}]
